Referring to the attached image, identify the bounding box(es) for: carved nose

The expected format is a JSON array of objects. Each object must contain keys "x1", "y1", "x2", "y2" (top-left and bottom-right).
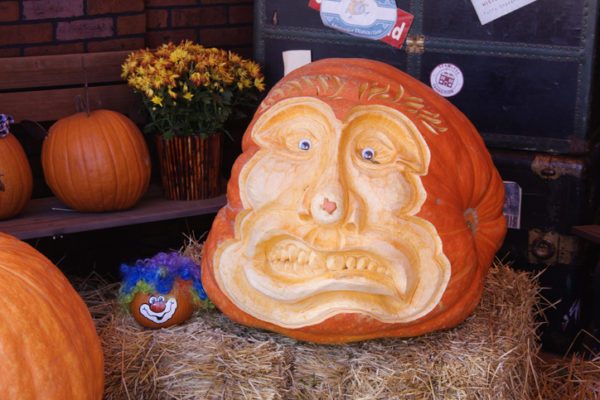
[
  {"x1": 321, "y1": 197, "x2": 337, "y2": 215},
  {"x1": 310, "y1": 191, "x2": 343, "y2": 225}
]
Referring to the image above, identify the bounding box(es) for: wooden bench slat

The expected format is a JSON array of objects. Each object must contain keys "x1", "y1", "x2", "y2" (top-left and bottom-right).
[
  {"x1": 0, "y1": 50, "x2": 132, "y2": 90},
  {"x1": 0, "y1": 184, "x2": 226, "y2": 240},
  {"x1": 0, "y1": 84, "x2": 139, "y2": 122},
  {"x1": 572, "y1": 225, "x2": 600, "y2": 245}
]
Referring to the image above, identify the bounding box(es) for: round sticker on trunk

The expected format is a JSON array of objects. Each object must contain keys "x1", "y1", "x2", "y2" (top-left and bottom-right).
[{"x1": 430, "y1": 63, "x2": 464, "y2": 97}]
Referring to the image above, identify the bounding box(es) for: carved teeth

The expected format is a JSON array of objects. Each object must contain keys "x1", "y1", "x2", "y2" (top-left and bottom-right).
[
  {"x1": 326, "y1": 255, "x2": 345, "y2": 271},
  {"x1": 268, "y1": 242, "x2": 392, "y2": 278},
  {"x1": 357, "y1": 257, "x2": 368, "y2": 270},
  {"x1": 346, "y1": 256, "x2": 356, "y2": 269},
  {"x1": 298, "y1": 250, "x2": 308, "y2": 264}
]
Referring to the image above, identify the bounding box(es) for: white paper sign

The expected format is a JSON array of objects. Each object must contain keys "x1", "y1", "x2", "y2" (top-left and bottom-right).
[
  {"x1": 503, "y1": 181, "x2": 522, "y2": 230},
  {"x1": 282, "y1": 50, "x2": 312, "y2": 76},
  {"x1": 320, "y1": 0, "x2": 397, "y2": 40},
  {"x1": 471, "y1": 0, "x2": 537, "y2": 25}
]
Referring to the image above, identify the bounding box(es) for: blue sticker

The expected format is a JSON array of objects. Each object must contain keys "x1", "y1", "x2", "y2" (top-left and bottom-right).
[{"x1": 320, "y1": 0, "x2": 397, "y2": 40}]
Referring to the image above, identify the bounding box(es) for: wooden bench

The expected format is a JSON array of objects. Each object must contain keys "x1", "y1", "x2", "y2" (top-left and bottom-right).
[{"x1": 0, "y1": 51, "x2": 226, "y2": 240}]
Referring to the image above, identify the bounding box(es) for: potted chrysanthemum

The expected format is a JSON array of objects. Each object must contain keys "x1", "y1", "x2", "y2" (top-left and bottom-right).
[{"x1": 121, "y1": 40, "x2": 265, "y2": 200}]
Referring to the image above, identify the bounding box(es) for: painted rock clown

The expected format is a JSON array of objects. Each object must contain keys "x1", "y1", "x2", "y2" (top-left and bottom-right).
[{"x1": 202, "y1": 58, "x2": 507, "y2": 343}]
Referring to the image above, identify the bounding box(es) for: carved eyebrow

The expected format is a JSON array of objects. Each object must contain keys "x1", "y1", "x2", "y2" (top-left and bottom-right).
[
  {"x1": 251, "y1": 97, "x2": 338, "y2": 146},
  {"x1": 343, "y1": 105, "x2": 430, "y2": 174}
]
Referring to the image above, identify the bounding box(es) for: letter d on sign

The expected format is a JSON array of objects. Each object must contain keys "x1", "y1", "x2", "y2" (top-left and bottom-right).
[
  {"x1": 381, "y1": 10, "x2": 413, "y2": 49},
  {"x1": 390, "y1": 23, "x2": 406, "y2": 40}
]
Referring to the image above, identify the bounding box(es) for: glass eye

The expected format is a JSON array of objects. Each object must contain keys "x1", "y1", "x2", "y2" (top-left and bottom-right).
[
  {"x1": 361, "y1": 147, "x2": 375, "y2": 160},
  {"x1": 299, "y1": 139, "x2": 312, "y2": 151}
]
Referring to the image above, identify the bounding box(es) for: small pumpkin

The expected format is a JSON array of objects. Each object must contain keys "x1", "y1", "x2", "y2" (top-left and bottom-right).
[
  {"x1": 0, "y1": 232, "x2": 104, "y2": 399},
  {"x1": 130, "y1": 278, "x2": 195, "y2": 328},
  {"x1": 120, "y1": 252, "x2": 207, "y2": 329},
  {"x1": 0, "y1": 114, "x2": 33, "y2": 220},
  {"x1": 41, "y1": 109, "x2": 151, "y2": 212},
  {"x1": 202, "y1": 58, "x2": 507, "y2": 343}
]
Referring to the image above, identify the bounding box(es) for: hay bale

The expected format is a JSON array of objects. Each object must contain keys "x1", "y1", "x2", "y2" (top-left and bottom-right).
[
  {"x1": 535, "y1": 347, "x2": 600, "y2": 399},
  {"x1": 77, "y1": 260, "x2": 543, "y2": 399}
]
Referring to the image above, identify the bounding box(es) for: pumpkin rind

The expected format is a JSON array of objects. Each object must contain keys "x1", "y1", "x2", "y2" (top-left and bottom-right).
[
  {"x1": 202, "y1": 58, "x2": 507, "y2": 342},
  {"x1": 41, "y1": 109, "x2": 151, "y2": 212},
  {"x1": 0, "y1": 232, "x2": 104, "y2": 399},
  {"x1": 0, "y1": 132, "x2": 33, "y2": 219}
]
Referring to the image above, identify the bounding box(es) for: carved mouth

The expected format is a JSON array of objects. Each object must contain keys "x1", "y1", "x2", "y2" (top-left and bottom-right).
[{"x1": 266, "y1": 240, "x2": 393, "y2": 279}]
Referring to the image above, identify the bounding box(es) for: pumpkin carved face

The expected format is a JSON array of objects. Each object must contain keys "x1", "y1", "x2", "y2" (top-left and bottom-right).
[{"x1": 202, "y1": 59, "x2": 507, "y2": 342}]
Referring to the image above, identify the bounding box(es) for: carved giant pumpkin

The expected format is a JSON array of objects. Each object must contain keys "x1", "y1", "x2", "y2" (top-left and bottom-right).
[{"x1": 202, "y1": 58, "x2": 507, "y2": 343}]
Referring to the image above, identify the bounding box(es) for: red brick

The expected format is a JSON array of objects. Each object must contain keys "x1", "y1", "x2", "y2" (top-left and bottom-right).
[
  {"x1": 229, "y1": 46, "x2": 253, "y2": 59},
  {"x1": 56, "y1": 18, "x2": 114, "y2": 40},
  {"x1": 23, "y1": 0, "x2": 83, "y2": 20},
  {"x1": 24, "y1": 42, "x2": 85, "y2": 56},
  {"x1": 87, "y1": 37, "x2": 146, "y2": 52},
  {"x1": 146, "y1": 29, "x2": 197, "y2": 47},
  {"x1": 87, "y1": 0, "x2": 143, "y2": 15},
  {"x1": 201, "y1": 0, "x2": 252, "y2": 4},
  {"x1": 199, "y1": 26, "x2": 252, "y2": 47},
  {"x1": 146, "y1": 0, "x2": 197, "y2": 6},
  {"x1": 0, "y1": 1, "x2": 19, "y2": 22},
  {"x1": 172, "y1": 6, "x2": 226, "y2": 27},
  {"x1": 0, "y1": 48, "x2": 21, "y2": 57},
  {"x1": 229, "y1": 5, "x2": 253, "y2": 24},
  {"x1": 147, "y1": 9, "x2": 168, "y2": 29},
  {"x1": 0, "y1": 22, "x2": 53, "y2": 46},
  {"x1": 117, "y1": 13, "x2": 146, "y2": 36}
]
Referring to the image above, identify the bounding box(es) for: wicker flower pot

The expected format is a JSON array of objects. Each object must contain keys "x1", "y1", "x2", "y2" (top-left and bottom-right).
[{"x1": 155, "y1": 134, "x2": 221, "y2": 200}]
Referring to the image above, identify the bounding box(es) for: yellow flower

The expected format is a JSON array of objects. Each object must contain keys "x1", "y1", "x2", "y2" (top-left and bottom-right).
[
  {"x1": 122, "y1": 40, "x2": 266, "y2": 139},
  {"x1": 254, "y1": 77, "x2": 265, "y2": 91},
  {"x1": 151, "y1": 96, "x2": 163, "y2": 106}
]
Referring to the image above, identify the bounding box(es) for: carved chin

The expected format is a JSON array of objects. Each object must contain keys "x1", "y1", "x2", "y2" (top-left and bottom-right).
[{"x1": 214, "y1": 219, "x2": 449, "y2": 329}]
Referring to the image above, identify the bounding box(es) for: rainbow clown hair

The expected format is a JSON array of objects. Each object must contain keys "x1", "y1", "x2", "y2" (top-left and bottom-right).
[{"x1": 119, "y1": 251, "x2": 208, "y2": 309}]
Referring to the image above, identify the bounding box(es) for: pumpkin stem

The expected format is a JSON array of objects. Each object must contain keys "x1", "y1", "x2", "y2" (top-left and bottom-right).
[{"x1": 81, "y1": 57, "x2": 90, "y2": 117}]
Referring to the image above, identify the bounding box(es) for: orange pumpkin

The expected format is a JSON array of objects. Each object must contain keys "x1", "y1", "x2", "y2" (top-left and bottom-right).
[
  {"x1": 41, "y1": 109, "x2": 151, "y2": 212},
  {"x1": 130, "y1": 278, "x2": 195, "y2": 329},
  {"x1": 0, "y1": 232, "x2": 104, "y2": 399},
  {"x1": 0, "y1": 127, "x2": 33, "y2": 220},
  {"x1": 201, "y1": 58, "x2": 507, "y2": 343}
]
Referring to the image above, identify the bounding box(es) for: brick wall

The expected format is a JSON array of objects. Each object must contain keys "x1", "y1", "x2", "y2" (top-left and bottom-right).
[{"x1": 0, "y1": 0, "x2": 255, "y2": 58}]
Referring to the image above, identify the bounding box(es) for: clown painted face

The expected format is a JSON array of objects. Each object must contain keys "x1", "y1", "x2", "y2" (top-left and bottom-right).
[
  {"x1": 130, "y1": 288, "x2": 194, "y2": 329},
  {"x1": 212, "y1": 97, "x2": 451, "y2": 329},
  {"x1": 139, "y1": 296, "x2": 178, "y2": 324}
]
